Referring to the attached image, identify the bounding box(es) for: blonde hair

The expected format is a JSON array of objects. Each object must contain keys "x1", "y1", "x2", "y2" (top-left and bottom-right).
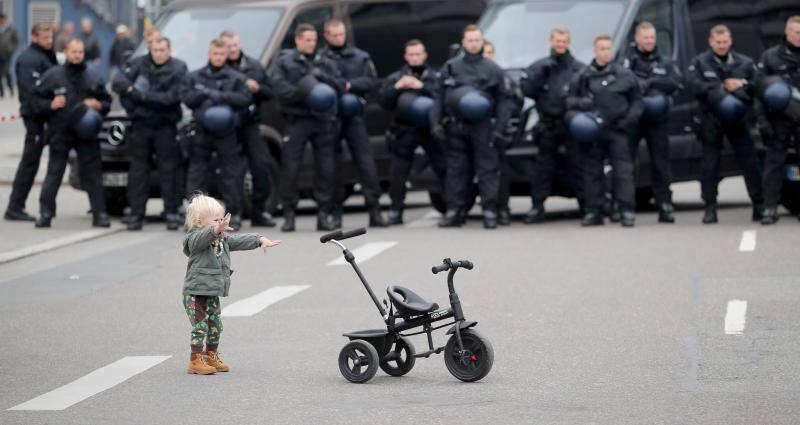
[{"x1": 185, "y1": 194, "x2": 224, "y2": 229}]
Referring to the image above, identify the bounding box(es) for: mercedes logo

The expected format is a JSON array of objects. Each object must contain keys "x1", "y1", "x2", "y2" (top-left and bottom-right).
[{"x1": 107, "y1": 121, "x2": 126, "y2": 146}]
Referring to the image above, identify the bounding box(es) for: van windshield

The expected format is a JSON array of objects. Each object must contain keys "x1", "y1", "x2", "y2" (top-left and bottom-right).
[
  {"x1": 479, "y1": 1, "x2": 628, "y2": 69},
  {"x1": 134, "y1": 7, "x2": 284, "y2": 71}
]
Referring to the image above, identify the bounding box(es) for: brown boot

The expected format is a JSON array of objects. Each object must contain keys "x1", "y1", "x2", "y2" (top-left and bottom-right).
[
  {"x1": 187, "y1": 352, "x2": 217, "y2": 375},
  {"x1": 203, "y1": 350, "x2": 230, "y2": 372}
]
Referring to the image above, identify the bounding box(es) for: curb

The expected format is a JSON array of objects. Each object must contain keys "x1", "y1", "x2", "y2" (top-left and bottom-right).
[{"x1": 0, "y1": 226, "x2": 124, "y2": 264}]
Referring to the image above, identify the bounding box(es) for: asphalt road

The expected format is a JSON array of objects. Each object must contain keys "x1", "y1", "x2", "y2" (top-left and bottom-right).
[{"x1": 1, "y1": 178, "x2": 799, "y2": 424}]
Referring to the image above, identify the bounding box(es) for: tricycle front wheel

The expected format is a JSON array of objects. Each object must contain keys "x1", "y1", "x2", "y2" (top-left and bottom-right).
[{"x1": 444, "y1": 329, "x2": 494, "y2": 382}]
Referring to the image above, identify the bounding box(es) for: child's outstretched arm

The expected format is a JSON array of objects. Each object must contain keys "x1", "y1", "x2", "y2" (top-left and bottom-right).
[{"x1": 227, "y1": 233, "x2": 280, "y2": 252}]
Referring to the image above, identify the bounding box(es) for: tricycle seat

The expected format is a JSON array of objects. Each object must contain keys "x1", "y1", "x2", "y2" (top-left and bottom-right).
[{"x1": 387, "y1": 285, "x2": 439, "y2": 317}]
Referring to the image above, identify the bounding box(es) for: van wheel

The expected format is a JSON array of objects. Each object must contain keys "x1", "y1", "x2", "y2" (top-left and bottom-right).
[{"x1": 635, "y1": 187, "x2": 655, "y2": 211}]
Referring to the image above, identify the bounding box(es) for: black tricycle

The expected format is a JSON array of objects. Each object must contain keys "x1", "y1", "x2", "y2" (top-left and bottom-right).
[{"x1": 320, "y1": 228, "x2": 494, "y2": 383}]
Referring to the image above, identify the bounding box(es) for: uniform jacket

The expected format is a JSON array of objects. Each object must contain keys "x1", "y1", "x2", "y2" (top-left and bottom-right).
[
  {"x1": 15, "y1": 43, "x2": 57, "y2": 117},
  {"x1": 112, "y1": 54, "x2": 187, "y2": 125},
  {"x1": 268, "y1": 48, "x2": 345, "y2": 117},
  {"x1": 524, "y1": 49, "x2": 585, "y2": 118},
  {"x1": 31, "y1": 62, "x2": 111, "y2": 133}
]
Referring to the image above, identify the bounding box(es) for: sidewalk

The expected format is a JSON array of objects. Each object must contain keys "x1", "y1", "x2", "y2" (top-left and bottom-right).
[{"x1": 0, "y1": 95, "x2": 122, "y2": 263}]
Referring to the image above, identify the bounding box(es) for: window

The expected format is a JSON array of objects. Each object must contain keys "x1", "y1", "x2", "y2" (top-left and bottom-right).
[
  {"x1": 136, "y1": 7, "x2": 283, "y2": 71},
  {"x1": 479, "y1": 1, "x2": 628, "y2": 68},
  {"x1": 688, "y1": 0, "x2": 800, "y2": 59},
  {"x1": 627, "y1": 0, "x2": 674, "y2": 58},
  {"x1": 346, "y1": 1, "x2": 486, "y2": 76},
  {"x1": 280, "y1": 6, "x2": 334, "y2": 51}
]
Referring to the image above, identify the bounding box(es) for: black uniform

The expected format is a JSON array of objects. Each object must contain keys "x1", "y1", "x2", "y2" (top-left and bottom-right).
[
  {"x1": 377, "y1": 63, "x2": 447, "y2": 214},
  {"x1": 5, "y1": 43, "x2": 57, "y2": 218},
  {"x1": 756, "y1": 40, "x2": 800, "y2": 218},
  {"x1": 621, "y1": 46, "x2": 682, "y2": 208},
  {"x1": 523, "y1": 49, "x2": 585, "y2": 210},
  {"x1": 319, "y1": 45, "x2": 383, "y2": 216},
  {"x1": 31, "y1": 61, "x2": 111, "y2": 221},
  {"x1": 228, "y1": 52, "x2": 275, "y2": 220},
  {"x1": 112, "y1": 53, "x2": 187, "y2": 224},
  {"x1": 181, "y1": 63, "x2": 251, "y2": 216},
  {"x1": 268, "y1": 49, "x2": 345, "y2": 217},
  {"x1": 432, "y1": 51, "x2": 515, "y2": 216},
  {"x1": 687, "y1": 49, "x2": 763, "y2": 211},
  {"x1": 566, "y1": 60, "x2": 642, "y2": 219}
]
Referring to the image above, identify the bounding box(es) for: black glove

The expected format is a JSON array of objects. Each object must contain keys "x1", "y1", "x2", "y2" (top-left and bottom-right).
[
  {"x1": 312, "y1": 68, "x2": 334, "y2": 86},
  {"x1": 432, "y1": 124, "x2": 447, "y2": 142},
  {"x1": 577, "y1": 97, "x2": 593, "y2": 111},
  {"x1": 129, "y1": 88, "x2": 147, "y2": 103}
]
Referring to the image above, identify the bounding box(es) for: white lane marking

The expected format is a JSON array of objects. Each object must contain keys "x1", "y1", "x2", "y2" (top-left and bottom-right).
[
  {"x1": 0, "y1": 227, "x2": 122, "y2": 264},
  {"x1": 738, "y1": 230, "x2": 757, "y2": 252},
  {"x1": 222, "y1": 285, "x2": 311, "y2": 317},
  {"x1": 724, "y1": 299, "x2": 748, "y2": 335},
  {"x1": 8, "y1": 356, "x2": 170, "y2": 411},
  {"x1": 405, "y1": 211, "x2": 440, "y2": 228},
  {"x1": 327, "y1": 241, "x2": 398, "y2": 266}
]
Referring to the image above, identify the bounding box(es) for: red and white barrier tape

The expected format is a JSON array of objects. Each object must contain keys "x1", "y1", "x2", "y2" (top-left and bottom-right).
[{"x1": 0, "y1": 114, "x2": 19, "y2": 122}]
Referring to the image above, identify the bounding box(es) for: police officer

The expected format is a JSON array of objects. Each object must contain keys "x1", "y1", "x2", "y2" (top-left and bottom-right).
[
  {"x1": 483, "y1": 40, "x2": 520, "y2": 225},
  {"x1": 433, "y1": 24, "x2": 515, "y2": 229},
  {"x1": 567, "y1": 35, "x2": 642, "y2": 227},
  {"x1": 181, "y1": 38, "x2": 251, "y2": 230},
  {"x1": 320, "y1": 19, "x2": 386, "y2": 228},
  {"x1": 377, "y1": 39, "x2": 447, "y2": 225},
  {"x1": 756, "y1": 16, "x2": 800, "y2": 224},
  {"x1": 688, "y1": 24, "x2": 763, "y2": 224},
  {"x1": 113, "y1": 36, "x2": 187, "y2": 231},
  {"x1": 621, "y1": 21, "x2": 683, "y2": 223},
  {"x1": 221, "y1": 31, "x2": 277, "y2": 228},
  {"x1": 4, "y1": 23, "x2": 56, "y2": 222},
  {"x1": 32, "y1": 38, "x2": 111, "y2": 228},
  {"x1": 269, "y1": 23, "x2": 345, "y2": 232},
  {"x1": 522, "y1": 27, "x2": 585, "y2": 224}
]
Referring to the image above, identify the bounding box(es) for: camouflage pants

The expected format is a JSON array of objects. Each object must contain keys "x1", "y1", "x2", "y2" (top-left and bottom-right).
[{"x1": 183, "y1": 295, "x2": 222, "y2": 353}]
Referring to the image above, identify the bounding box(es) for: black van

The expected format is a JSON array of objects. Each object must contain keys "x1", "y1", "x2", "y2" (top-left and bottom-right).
[
  {"x1": 414, "y1": 0, "x2": 800, "y2": 214},
  {"x1": 69, "y1": 0, "x2": 487, "y2": 215}
]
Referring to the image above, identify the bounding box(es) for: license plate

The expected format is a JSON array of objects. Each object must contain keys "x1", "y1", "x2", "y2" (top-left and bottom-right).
[
  {"x1": 787, "y1": 165, "x2": 800, "y2": 181},
  {"x1": 102, "y1": 172, "x2": 128, "y2": 187}
]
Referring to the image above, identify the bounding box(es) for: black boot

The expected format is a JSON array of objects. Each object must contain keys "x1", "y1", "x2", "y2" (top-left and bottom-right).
[
  {"x1": 523, "y1": 205, "x2": 545, "y2": 224},
  {"x1": 483, "y1": 210, "x2": 498, "y2": 229},
  {"x1": 386, "y1": 209, "x2": 403, "y2": 225},
  {"x1": 93, "y1": 213, "x2": 111, "y2": 228},
  {"x1": 497, "y1": 208, "x2": 511, "y2": 226},
  {"x1": 317, "y1": 211, "x2": 336, "y2": 231},
  {"x1": 702, "y1": 204, "x2": 717, "y2": 224},
  {"x1": 620, "y1": 211, "x2": 635, "y2": 227},
  {"x1": 251, "y1": 210, "x2": 276, "y2": 227},
  {"x1": 4, "y1": 208, "x2": 36, "y2": 222},
  {"x1": 751, "y1": 204, "x2": 763, "y2": 222},
  {"x1": 281, "y1": 209, "x2": 295, "y2": 232},
  {"x1": 229, "y1": 214, "x2": 242, "y2": 231},
  {"x1": 127, "y1": 217, "x2": 143, "y2": 231},
  {"x1": 34, "y1": 215, "x2": 52, "y2": 228},
  {"x1": 658, "y1": 202, "x2": 675, "y2": 223},
  {"x1": 438, "y1": 209, "x2": 464, "y2": 227},
  {"x1": 165, "y1": 213, "x2": 180, "y2": 231},
  {"x1": 368, "y1": 207, "x2": 387, "y2": 227},
  {"x1": 581, "y1": 213, "x2": 604, "y2": 226},
  {"x1": 760, "y1": 207, "x2": 778, "y2": 225}
]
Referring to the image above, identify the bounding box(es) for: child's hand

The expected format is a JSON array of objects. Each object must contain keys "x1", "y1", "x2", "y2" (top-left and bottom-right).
[
  {"x1": 259, "y1": 236, "x2": 281, "y2": 251},
  {"x1": 214, "y1": 213, "x2": 233, "y2": 235}
]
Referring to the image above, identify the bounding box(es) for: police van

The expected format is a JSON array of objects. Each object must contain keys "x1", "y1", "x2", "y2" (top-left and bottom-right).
[
  {"x1": 414, "y1": 0, "x2": 800, "y2": 215},
  {"x1": 69, "y1": 0, "x2": 487, "y2": 215}
]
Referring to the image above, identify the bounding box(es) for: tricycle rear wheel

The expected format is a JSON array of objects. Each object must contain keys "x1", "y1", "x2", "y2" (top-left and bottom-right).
[
  {"x1": 379, "y1": 336, "x2": 416, "y2": 377},
  {"x1": 338, "y1": 339, "x2": 379, "y2": 383}
]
